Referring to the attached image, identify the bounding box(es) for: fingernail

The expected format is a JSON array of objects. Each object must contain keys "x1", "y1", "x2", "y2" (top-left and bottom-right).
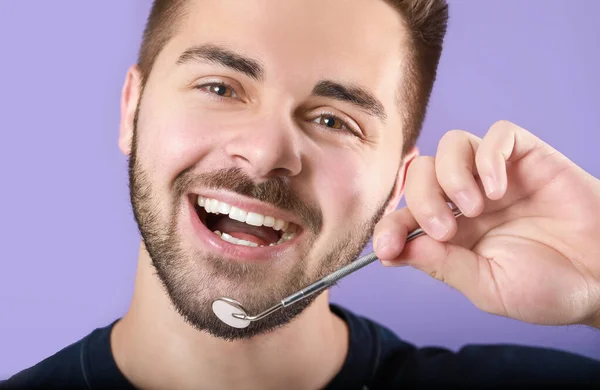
[
  {"x1": 455, "y1": 190, "x2": 475, "y2": 214},
  {"x1": 427, "y1": 216, "x2": 449, "y2": 240},
  {"x1": 483, "y1": 175, "x2": 497, "y2": 197},
  {"x1": 375, "y1": 233, "x2": 392, "y2": 253}
]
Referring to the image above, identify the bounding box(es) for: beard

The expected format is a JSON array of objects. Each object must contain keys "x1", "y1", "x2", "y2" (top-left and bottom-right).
[{"x1": 128, "y1": 118, "x2": 393, "y2": 341}]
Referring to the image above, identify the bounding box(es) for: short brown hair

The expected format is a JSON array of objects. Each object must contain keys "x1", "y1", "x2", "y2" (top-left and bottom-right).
[{"x1": 137, "y1": 0, "x2": 448, "y2": 155}]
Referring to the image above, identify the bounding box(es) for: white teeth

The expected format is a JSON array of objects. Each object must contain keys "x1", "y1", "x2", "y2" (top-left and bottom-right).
[
  {"x1": 245, "y1": 212, "x2": 265, "y2": 227},
  {"x1": 210, "y1": 199, "x2": 220, "y2": 214},
  {"x1": 218, "y1": 202, "x2": 231, "y2": 214},
  {"x1": 214, "y1": 226, "x2": 295, "y2": 247},
  {"x1": 217, "y1": 232, "x2": 258, "y2": 247},
  {"x1": 221, "y1": 232, "x2": 237, "y2": 243},
  {"x1": 263, "y1": 216, "x2": 275, "y2": 227},
  {"x1": 197, "y1": 196, "x2": 297, "y2": 235},
  {"x1": 273, "y1": 219, "x2": 285, "y2": 231},
  {"x1": 229, "y1": 206, "x2": 248, "y2": 222}
]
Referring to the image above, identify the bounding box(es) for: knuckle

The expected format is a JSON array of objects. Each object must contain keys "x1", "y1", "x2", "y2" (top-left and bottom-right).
[
  {"x1": 488, "y1": 119, "x2": 515, "y2": 134},
  {"x1": 439, "y1": 129, "x2": 469, "y2": 148},
  {"x1": 444, "y1": 129, "x2": 470, "y2": 140}
]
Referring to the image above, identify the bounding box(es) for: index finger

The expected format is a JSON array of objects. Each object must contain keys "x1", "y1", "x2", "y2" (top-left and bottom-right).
[{"x1": 373, "y1": 207, "x2": 418, "y2": 261}]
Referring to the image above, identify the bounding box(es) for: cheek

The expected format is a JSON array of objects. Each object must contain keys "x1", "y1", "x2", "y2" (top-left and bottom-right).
[
  {"x1": 312, "y1": 150, "x2": 368, "y2": 221},
  {"x1": 310, "y1": 145, "x2": 399, "y2": 229},
  {"x1": 137, "y1": 99, "x2": 226, "y2": 180}
]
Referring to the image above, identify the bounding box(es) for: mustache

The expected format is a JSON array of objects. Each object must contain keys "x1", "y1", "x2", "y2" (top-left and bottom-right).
[{"x1": 174, "y1": 167, "x2": 322, "y2": 234}]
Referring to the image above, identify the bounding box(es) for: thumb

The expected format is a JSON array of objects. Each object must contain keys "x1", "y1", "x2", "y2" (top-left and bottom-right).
[{"x1": 383, "y1": 232, "x2": 507, "y2": 317}]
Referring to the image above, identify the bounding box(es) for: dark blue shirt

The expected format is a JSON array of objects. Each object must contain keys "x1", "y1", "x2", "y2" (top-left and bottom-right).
[{"x1": 3, "y1": 304, "x2": 600, "y2": 389}]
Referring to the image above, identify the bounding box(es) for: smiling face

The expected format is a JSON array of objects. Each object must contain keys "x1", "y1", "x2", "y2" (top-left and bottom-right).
[{"x1": 122, "y1": 0, "x2": 412, "y2": 339}]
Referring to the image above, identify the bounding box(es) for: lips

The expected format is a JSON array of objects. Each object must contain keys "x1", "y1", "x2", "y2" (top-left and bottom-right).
[
  {"x1": 184, "y1": 191, "x2": 305, "y2": 263},
  {"x1": 195, "y1": 195, "x2": 299, "y2": 248}
]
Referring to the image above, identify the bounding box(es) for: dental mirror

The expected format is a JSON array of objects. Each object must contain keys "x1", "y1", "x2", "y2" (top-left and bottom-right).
[{"x1": 212, "y1": 205, "x2": 463, "y2": 327}]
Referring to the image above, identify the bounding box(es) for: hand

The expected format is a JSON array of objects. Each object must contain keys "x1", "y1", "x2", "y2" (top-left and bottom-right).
[{"x1": 374, "y1": 120, "x2": 600, "y2": 328}]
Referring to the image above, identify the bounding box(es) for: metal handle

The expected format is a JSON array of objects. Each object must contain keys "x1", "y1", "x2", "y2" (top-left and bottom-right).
[{"x1": 233, "y1": 207, "x2": 463, "y2": 321}]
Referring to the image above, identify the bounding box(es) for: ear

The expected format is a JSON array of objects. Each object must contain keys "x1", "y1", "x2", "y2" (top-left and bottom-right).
[
  {"x1": 382, "y1": 146, "x2": 419, "y2": 215},
  {"x1": 118, "y1": 65, "x2": 143, "y2": 156}
]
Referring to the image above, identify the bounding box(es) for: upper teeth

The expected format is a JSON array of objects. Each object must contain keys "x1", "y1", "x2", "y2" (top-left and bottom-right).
[{"x1": 197, "y1": 196, "x2": 294, "y2": 233}]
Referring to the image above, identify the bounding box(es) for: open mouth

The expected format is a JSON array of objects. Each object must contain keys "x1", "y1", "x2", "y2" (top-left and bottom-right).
[{"x1": 193, "y1": 195, "x2": 300, "y2": 248}]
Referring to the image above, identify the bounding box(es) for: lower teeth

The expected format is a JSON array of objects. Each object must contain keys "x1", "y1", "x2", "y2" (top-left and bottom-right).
[
  {"x1": 212, "y1": 230, "x2": 295, "y2": 247},
  {"x1": 276, "y1": 231, "x2": 295, "y2": 245}
]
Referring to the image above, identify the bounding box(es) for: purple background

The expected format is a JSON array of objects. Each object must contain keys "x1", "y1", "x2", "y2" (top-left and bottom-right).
[{"x1": 1, "y1": 0, "x2": 599, "y2": 378}]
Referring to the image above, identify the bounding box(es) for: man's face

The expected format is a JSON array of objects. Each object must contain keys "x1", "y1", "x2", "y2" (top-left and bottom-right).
[{"x1": 125, "y1": 0, "x2": 410, "y2": 339}]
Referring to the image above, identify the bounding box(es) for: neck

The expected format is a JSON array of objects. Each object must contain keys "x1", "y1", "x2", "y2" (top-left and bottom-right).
[{"x1": 111, "y1": 243, "x2": 349, "y2": 390}]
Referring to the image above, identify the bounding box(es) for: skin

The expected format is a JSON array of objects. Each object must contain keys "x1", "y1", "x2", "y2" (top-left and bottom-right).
[
  {"x1": 110, "y1": 0, "x2": 600, "y2": 389},
  {"x1": 113, "y1": 0, "x2": 412, "y2": 389},
  {"x1": 374, "y1": 122, "x2": 600, "y2": 328}
]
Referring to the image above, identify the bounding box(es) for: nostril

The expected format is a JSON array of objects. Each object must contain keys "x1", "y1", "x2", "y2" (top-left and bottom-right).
[
  {"x1": 268, "y1": 167, "x2": 295, "y2": 178},
  {"x1": 227, "y1": 138, "x2": 302, "y2": 179}
]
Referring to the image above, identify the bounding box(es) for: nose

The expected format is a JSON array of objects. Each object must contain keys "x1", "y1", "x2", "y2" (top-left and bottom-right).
[{"x1": 225, "y1": 113, "x2": 302, "y2": 179}]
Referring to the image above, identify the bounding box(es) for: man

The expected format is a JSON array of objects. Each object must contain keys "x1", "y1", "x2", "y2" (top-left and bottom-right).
[{"x1": 3, "y1": 0, "x2": 600, "y2": 389}]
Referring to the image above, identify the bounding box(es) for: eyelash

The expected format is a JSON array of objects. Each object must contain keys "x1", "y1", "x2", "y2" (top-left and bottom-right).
[
  {"x1": 310, "y1": 112, "x2": 359, "y2": 137},
  {"x1": 194, "y1": 82, "x2": 361, "y2": 137},
  {"x1": 194, "y1": 82, "x2": 239, "y2": 101}
]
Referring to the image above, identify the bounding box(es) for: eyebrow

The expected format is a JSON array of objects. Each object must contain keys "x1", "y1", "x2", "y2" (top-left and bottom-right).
[
  {"x1": 176, "y1": 44, "x2": 265, "y2": 81},
  {"x1": 177, "y1": 45, "x2": 387, "y2": 122},
  {"x1": 312, "y1": 80, "x2": 387, "y2": 123}
]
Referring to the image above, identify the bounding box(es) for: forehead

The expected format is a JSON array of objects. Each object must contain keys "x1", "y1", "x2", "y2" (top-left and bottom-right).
[{"x1": 159, "y1": 0, "x2": 409, "y2": 95}]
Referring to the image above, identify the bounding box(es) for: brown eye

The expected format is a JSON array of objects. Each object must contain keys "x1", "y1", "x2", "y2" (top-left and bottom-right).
[
  {"x1": 311, "y1": 113, "x2": 362, "y2": 137},
  {"x1": 318, "y1": 115, "x2": 344, "y2": 129},
  {"x1": 207, "y1": 84, "x2": 234, "y2": 98}
]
